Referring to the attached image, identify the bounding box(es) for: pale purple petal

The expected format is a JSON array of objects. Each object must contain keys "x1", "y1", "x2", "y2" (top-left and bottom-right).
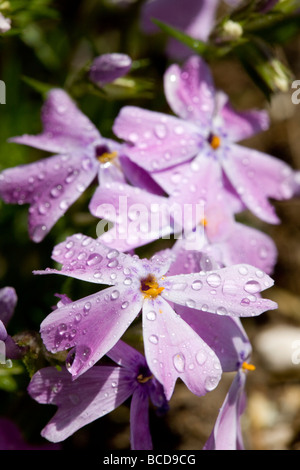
[
  {"x1": 28, "y1": 366, "x2": 135, "y2": 442},
  {"x1": 130, "y1": 388, "x2": 152, "y2": 450},
  {"x1": 36, "y1": 234, "x2": 147, "y2": 286},
  {"x1": 164, "y1": 56, "x2": 215, "y2": 125},
  {"x1": 175, "y1": 306, "x2": 251, "y2": 372},
  {"x1": 90, "y1": 182, "x2": 173, "y2": 251},
  {"x1": 0, "y1": 286, "x2": 17, "y2": 326},
  {"x1": 90, "y1": 53, "x2": 132, "y2": 86},
  {"x1": 143, "y1": 297, "x2": 222, "y2": 400},
  {"x1": 0, "y1": 153, "x2": 98, "y2": 242},
  {"x1": 10, "y1": 89, "x2": 100, "y2": 154},
  {"x1": 161, "y1": 264, "x2": 277, "y2": 318},
  {"x1": 216, "y1": 222, "x2": 278, "y2": 275},
  {"x1": 203, "y1": 369, "x2": 246, "y2": 450},
  {"x1": 113, "y1": 106, "x2": 201, "y2": 172},
  {"x1": 119, "y1": 154, "x2": 165, "y2": 195},
  {"x1": 222, "y1": 144, "x2": 294, "y2": 224},
  {"x1": 0, "y1": 320, "x2": 7, "y2": 342},
  {"x1": 218, "y1": 92, "x2": 270, "y2": 142},
  {"x1": 40, "y1": 287, "x2": 143, "y2": 378}
]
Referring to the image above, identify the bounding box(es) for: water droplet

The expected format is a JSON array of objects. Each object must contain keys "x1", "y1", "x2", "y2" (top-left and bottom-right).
[
  {"x1": 205, "y1": 375, "x2": 219, "y2": 392},
  {"x1": 255, "y1": 270, "x2": 264, "y2": 278},
  {"x1": 86, "y1": 253, "x2": 103, "y2": 266},
  {"x1": 82, "y1": 347, "x2": 91, "y2": 361},
  {"x1": 50, "y1": 184, "x2": 63, "y2": 198},
  {"x1": 192, "y1": 280, "x2": 202, "y2": 291},
  {"x1": 123, "y1": 277, "x2": 132, "y2": 286},
  {"x1": 75, "y1": 313, "x2": 82, "y2": 323},
  {"x1": 222, "y1": 279, "x2": 238, "y2": 296},
  {"x1": 121, "y1": 301, "x2": 129, "y2": 309},
  {"x1": 57, "y1": 323, "x2": 67, "y2": 335},
  {"x1": 110, "y1": 290, "x2": 120, "y2": 300},
  {"x1": 154, "y1": 123, "x2": 167, "y2": 139},
  {"x1": 196, "y1": 350, "x2": 207, "y2": 365},
  {"x1": 238, "y1": 266, "x2": 248, "y2": 275},
  {"x1": 216, "y1": 306, "x2": 227, "y2": 315},
  {"x1": 201, "y1": 304, "x2": 209, "y2": 312},
  {"x1": 108, "y1": 259, "x2": 118, "y2": 268},
  {"x1": 149, "y1": 335, "x2": 159, "y2": 345},
  {"x1": 206, "y1": 273, "x2": 221, "y2": 288},
  {"x1": 185, "y1": 299, "x2": 196, "y2": 308},
  {"x1": 146, "y1": 310, "x2": 156, "y2": 321},
  {"x1": 240, "y1": 298, "x2": 250, "y2": 306},
  {"x1": 244, "y1": 280, "x2": 261, "y2": 294},
  {"x1": 173, "y1": 353, "x2": 185, "y2": 372},
  {"x1": 199, "y1": 255, "x2": 213, "y2": 272},
  {"x1": 171, "y1": 282, "x2": 187, "y2": 291},
  {"x1": 83, "y1": 302, "x2": 91, "y2": 314}
]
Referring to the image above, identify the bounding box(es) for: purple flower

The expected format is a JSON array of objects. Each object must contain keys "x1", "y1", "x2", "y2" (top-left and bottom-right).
[
  {"x1": 89, "y1": 53, "x2": 132, "y2": 87},
  {"x1": 0, "y1": 89, "x2": 159, "y2": 242},
  {"x1": 0, "y1": 287, "x2": 21, "y2": 360},
  {"x1": 140, "y1": 0, "x2": 219, "y2": 58},
  {"x1": 28, "y1": 340, "x2": 167, "y2": 448},
  {"x1": 35, "y1": 233, "x2": 277, "y2": 399},
  {"x1": 113, "y1": 55, "x2": 294, "y2": 224},
  {"x1": 0, "y1": 418, "x2": 60, "y2": 450}
]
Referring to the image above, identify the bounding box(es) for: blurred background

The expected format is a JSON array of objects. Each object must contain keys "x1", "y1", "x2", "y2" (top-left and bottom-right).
[{"x1": 0, "y1": 0, "x2": 300, "y2": 450}]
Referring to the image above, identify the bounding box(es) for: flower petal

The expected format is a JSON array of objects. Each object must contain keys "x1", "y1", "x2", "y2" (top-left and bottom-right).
[
  {"x1": 113, "y1": 106, "x2": 201, "y2": 172},
  {"x1": 203, "y1": 370, "x2": 246, "y2": 450},
  {"x1": 0, "y1": 153, "x2": 98, "y2": 242},
  {"x1": 130, "y1": 388, "x2": 152, "y2": 450},
  {"x1": 36, "y1": 234, "x2": 146, "y2": 286},
  {"x1": 216, "y1": 222, "x2": 278, "y2": 275},
  {"x1": 142, "y1": 297, "x2": 222, "y2": 400},
  {"x1": 164, "y1": 56, "x2": 215, "y2": 125},
  {"x1": 40, "y1": 287, "x2": 143, "y2": 378},
  {"x1": 222, "y1": 144, "x2": 294, "y2": 224},
  {"x1": 0, "y1": 287, "x2": 17, "y2": 327},
  {"x1": 89, "y1": 53, "x2": 132, "y2": 86},
  {"x1": 10, "y1": 89, "x2": 100, "y2": 154},
  {"x1": 28, "y1": 366, "x2": 135, "y2": 442},
  {"x1": 176, "y1": 306, "x2": 252, "y2": 372},
  {"x1": 106, "y1": 339, "x2": 147, "y2": 372},
  {"x1": 218, "y1": 92, "x2": 270, "y2": 142},
  {"x1": 161, "y1": 264, "x2": 277, "y2": 317}
]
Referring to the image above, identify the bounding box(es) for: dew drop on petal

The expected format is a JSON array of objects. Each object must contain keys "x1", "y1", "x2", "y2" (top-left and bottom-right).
[
  {"x1": 240, "y1": 298, "x2": 250, "y2": 306},
  {"x1": 238, "y1": 266, "x2": 248, "y2": 275},
  {"x1": 121, "y1": 301, "x2": 129, "y2": 309},
  {"x1": 206, "y1": 273, "x2": 221, "y2": 288},
  {"x1": 244, "y1": 280, "x2": 261, "y2": 294},
  {"x1": 149, "y1": 335, "x2": 159, "y2": 345},
  {"x1": 204, "y1": 375, "x2": 219, "y2": 392},
  {"x1": 173, "y1": 353, "x2": 185, "y2": 373},
  {"x1": 57, "y1": 323, "x2": 68, "y2": 336},
  {"x1": 86, "y1": 253, "x2": 103, "y2": 266},
  {"x1": 110, "y1": 290, "x2": 120, "y2": 300},
  {"x1": 146, "y1": 311, "x2": 156, "y2": 321},
  {"x1": 196, "y1": 350, "x2": 207, "y2": 365},
  {"x1": 216, "y1": 306, "x2": 227, "y2": 315},
  {"x1": 185, "y1": 299, "x2": 196, "y2": 308},
  {"x1": 192, "y1": 280, "x2": 202, "y2": 291}
]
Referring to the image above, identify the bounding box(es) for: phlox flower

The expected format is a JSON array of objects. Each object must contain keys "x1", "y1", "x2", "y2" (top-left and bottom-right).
[
  {"x1": 28, "y1": 339, "x2": 168, "y2": 448},
  {"x1": 113, "y1": 55, "x2": 294, "y2": 224},
  {"x1": 0, "y1": 89, "x2": 160, "y2": 242},
  {"x1": 35, "y1": 233, "x2": 277, "y2": 400}
]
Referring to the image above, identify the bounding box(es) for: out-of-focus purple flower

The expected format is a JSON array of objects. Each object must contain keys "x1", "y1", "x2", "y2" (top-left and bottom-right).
[
  {"x1": 0, "y1": 287, "x2": 21, "y2": 360},
  {"x1": 0, "y1": 89, "x2": 160, "y2": 243},
  {"x1": 34, "y1": 233, "x2": 277, "y2": 399},
  {"x1": 28, "y1": 340, "x2": 167, "y2": 448},
  {"x1": 140, "y1": 0, "x2": 219, "y2": 58},
  {"x1": 89, "y1": 53, "x2": 132, "y2": 87},
  {"x1": 0, "y1": 418, "x2": 60, "y2": 450},
  {"x1": 0, "y1": 13, "x2": 11, "y2": 33},
  {"x1": 113, "y1": 55, "x2": 294, "y2": 224}
]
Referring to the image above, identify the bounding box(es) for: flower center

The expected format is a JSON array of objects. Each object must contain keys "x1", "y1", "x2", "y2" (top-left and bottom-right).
[
  {"x1": 137, "y1": 373, "x2": 154, "y2": 384},
  {"x1": 95, "y1": 144, "x2": 118, "y2": 163},
  {"x1": 241, "y1": 361, "x2": 256, "y2": 372},
  {"x1": 208, "y1": 133, "x2": 221, "y2": 150},
  {"x1": 140, "y1": 274, "x2": 164, "y2": 299}
]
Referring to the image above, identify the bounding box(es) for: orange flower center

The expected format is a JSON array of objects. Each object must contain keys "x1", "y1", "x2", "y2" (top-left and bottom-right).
[
  {"x1": 242, "y1": 361, "x2": 256, "y2": 372},
  {"x1": 141, "y1": 274, "x2": 164, "y2": 299},
  {"x1": 97, "y1": 150, "x2": 118, "y2": 164},
  {"x1": 208, "y1": 133, "x2": 221, "y2": 150}
]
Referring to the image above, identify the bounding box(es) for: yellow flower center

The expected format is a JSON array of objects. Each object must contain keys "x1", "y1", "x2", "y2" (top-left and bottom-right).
[
  {"x1": 242, "y1": 361, "x2": 256, "y2": 372},
  {"x1": 208, "y1": 134, "x2": 221, "y2": 150},
  {"x1": 97, "y1": 150, "x2": 118, "y2": 164},
  {"x1": 200, "y1": 217, "x2": 208, "y2": 227},
  {"x1": 141, "y1": 274, "x2": 164, "y2": 299}
]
